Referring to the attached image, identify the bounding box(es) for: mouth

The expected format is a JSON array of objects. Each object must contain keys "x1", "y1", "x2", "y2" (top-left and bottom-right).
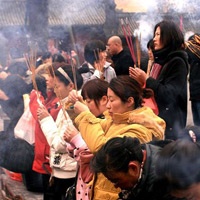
[{"x1": 108, "y1": 112, "x2": 113, "y2": 116}]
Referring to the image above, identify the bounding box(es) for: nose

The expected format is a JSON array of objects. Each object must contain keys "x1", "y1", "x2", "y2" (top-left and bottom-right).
[
  {"x1": 106, "y1": 101, "x2": 110, "y2": 109},
  {"x1": 106, "y1": 45, "x2": 109, "y2": 51}
]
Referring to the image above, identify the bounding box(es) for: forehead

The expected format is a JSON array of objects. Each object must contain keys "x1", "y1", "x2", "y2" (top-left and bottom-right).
[
  {"x1": 105, "y1": 170, "x2": 126, "y2": 181},
  {"x1": 107, "y1": 88, "x2": 116, "y2": 97},
  {"x1": 55, "y1": 77, "x2": 64, "y2": 85},
  {"x1": 107, "y1": 38, "x2": 114, "y2": 45},
  {"x1": 155, "y1": 26, "x2": 161, "y2": 34}
]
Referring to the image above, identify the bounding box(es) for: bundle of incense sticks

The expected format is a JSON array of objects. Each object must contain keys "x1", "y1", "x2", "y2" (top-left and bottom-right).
[
  {"x1": 71, "y1": 53, "x2": 78, "y2": 94},
  {"x1": 135, "y1": 33, "x2": 141, "y2": 69},
  {"x1": 23, "y1": 43, "x2": 44, "y2": 107},
  {"x1": 64, "y1": 50, "x2": 79, "y2": 110},
  {"x1": 23, "y1": 43, "x2": 38, "y2": 92},
  {"x1": 120, "y1": 18, "x2": 136, "y2": 67}
]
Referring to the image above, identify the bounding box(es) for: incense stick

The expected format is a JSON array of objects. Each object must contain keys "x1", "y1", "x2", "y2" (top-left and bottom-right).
[
  {"x1": 135, "y1": 34, "x2": 141, "y2": 68},
  {"x1": 71, "y1": 52, "x2": 78, "y2": 95},
  {"x1": 121, "y1": 18, "x2": 136, "y2": 66}
]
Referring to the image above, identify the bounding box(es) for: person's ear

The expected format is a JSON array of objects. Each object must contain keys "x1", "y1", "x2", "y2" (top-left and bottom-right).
[
  {"x1": 128, "y1": 161, "x2": 141, "y2": 178},
  {"x1": 69, "y1": 82, "x2": 75, "y2": 91},
  {"x1": 100, "y1": 95, "x2": 108, "y2": 106},
  {"x1": 127, "y1": 97, "x2": 135, "y2": 108}
]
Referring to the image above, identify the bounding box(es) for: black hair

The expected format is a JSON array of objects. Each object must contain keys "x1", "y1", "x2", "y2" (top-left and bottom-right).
[
  {"x1": 81, "y1": 79, "x2": 109, "y2": 108},
  {"x1": 91, "y1": 137, "x2": 143, "y2": 174},
  {"x1": 109, "y1": 75, "x2": 154, "y2": 108},
  {"x1": 154, "y1": 20, "x2": 185, "y2": 51},
  {"x1": 84, "y1": 40, "x2": 106, "y2": 65},
  {"x1": 42, "y1": 51, "x2": 52, "y2": 60},
  {"x1": 52, "y1": 53, "x2": 66, "y2": 63},
  {"x1": 54, "y1": 63, "x2": 83, "y2": 90},
  {"x1": 147, "y1": 39, "x2": 154, "y2": 50},
  {"x1": 35, "y1": 74, "x2": 47, "y2": 99}
]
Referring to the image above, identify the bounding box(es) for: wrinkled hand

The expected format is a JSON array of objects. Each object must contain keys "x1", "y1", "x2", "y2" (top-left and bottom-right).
[
  {"x1": 63, "y1": 124, "x2": 79, "y2": 142},
  {"x1": 73, "y1": 101, "x2": 89, "y2": 115},
  {"x1": 129, "y1": 67, "x2": 147, "y2": 87},
  {"x1": 37, "y1": 105, "x2": 49, "y2": 121}
]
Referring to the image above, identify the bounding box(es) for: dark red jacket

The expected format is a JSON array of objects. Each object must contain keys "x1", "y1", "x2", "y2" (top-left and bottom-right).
[{"x1": 29, "y1": 90, "x2": 61, "y2": 174}]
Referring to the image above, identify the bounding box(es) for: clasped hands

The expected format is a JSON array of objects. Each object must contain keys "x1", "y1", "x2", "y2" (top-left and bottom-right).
[{"x1": 67, "y1": 90, "x2": 89, "y2": 115}]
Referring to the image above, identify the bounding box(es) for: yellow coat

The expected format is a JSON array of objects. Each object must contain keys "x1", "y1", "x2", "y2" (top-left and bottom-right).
[{"x1": 75, "y1": 106, "x2": 166, "y2": 200}]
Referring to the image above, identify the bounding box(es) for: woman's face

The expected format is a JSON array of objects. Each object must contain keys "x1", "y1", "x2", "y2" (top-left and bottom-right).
[
  {"x1": 106, "y1": 88, "x2": 133, "y2": 117},
  {"x1": 171, "y1": 183, "x2": 200, "y2": 200},
  {"x1": 153, "y1": 27, "x2": 164, "y2": 50},
  {"x1": 54, "y1": 77, "x2": 73, "y2": 99},
  {"x1": 148, "y1": 48, "x2": 154, "y2": 61},
  {"x1": 42, "y1": 73, "x2": 54, "y2": 90},
  {"x1": 85, "y1": 96, "x2": 107, "y2": 117},
  {"x1": 99, "y1": 50, "x2": 107, "y2": 63}
]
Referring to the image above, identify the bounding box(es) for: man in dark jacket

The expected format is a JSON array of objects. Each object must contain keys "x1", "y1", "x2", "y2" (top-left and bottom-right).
[
  {"x1": 107, "y1": 35, "x2": 134, "y2": 76},
  {"x1": 91, "y1": 136, "x2": 181, "y2": 200}
]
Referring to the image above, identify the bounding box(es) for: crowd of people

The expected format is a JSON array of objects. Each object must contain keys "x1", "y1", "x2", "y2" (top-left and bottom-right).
[{"x1": 0, "y1": 19, "x2": 200, "y2": 200}]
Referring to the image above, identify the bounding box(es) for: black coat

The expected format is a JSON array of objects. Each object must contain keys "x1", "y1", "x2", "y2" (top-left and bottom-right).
[
  {"x1": 111, "y1": 49, "x2": 134, "y2": 76},
  {"x1": 187, "y1": 49, "x2": 200, "y2": 101},
  {"x1": 146, "y1": 49, "x2": 189, "y2": 140},
  {"x1": 0, "y1": 74, "x2": 31, "y2": 132},
  {"x1": 119, "y1": 141, "x2": 182, "y2": 200}
]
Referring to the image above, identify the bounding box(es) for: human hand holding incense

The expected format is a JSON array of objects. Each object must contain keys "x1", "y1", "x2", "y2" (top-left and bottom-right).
[
  {"x1": 129, "y1": 67, "x2": 147, "y2": 87},
  {"x1": 37, "y1": 105, "x2": 49, "y2": 121},
  {"x1": 68, "y1": 89, "x2": 83, "y2": 104},
  {"x1": 73, "y1": 101, "x2": 89, "y2": 115},
  {"x1": 94, "y1": 59, "x2": 104, "y2": 80},
  {"x1": 63, "y1": 124, "x2": 79, "y2": 143}
]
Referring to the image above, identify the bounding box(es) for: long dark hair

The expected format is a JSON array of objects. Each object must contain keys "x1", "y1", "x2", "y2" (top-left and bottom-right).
[
  {"x1": 84, "y1": 40, "x2": 106, "y2": 65},
  {"x1": 154, "y1": 20, "x2": 185, "y2": 51}
]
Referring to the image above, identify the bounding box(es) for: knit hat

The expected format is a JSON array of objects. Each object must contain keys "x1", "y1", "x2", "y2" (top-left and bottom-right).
[{"x1": 185, "y1": 33, "x2": 200, "y2": 59}]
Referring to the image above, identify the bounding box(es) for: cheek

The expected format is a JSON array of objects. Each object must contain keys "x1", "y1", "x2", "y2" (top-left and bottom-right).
[
  {"x1": 86, "y1": 103, "x2": 93, "y2": 111},
  {"x1": 88, "y1": 102, "x2": 98, "y2": 113}
]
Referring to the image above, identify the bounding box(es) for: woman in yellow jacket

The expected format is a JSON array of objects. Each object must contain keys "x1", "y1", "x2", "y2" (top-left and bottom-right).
[{"x1": 71, "y1": 75, "x2": 166, "y2": 200}]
